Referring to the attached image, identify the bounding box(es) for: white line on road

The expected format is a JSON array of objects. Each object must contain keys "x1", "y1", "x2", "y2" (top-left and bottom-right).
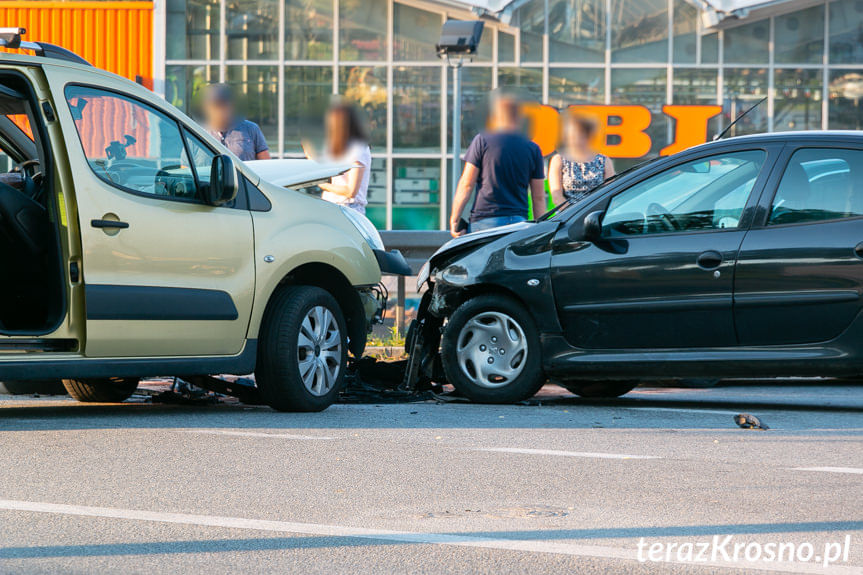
[
  {"x1": 0, "y1": 499, "x2": 857, "y2": 575},
  {"x1": 475, "y1": 447, "x2": 660, "y2": 460},
  {"x1": 178, "y1": 430, "x2": 335, "y2": 440},
  {"x1": 792, "y1": 467, "x2": 863, "y2": 475}
]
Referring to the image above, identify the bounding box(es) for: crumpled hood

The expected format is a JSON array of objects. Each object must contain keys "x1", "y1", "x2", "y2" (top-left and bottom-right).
[
  {"x1": 245, "y1": 159, "x2": 354, "y2": 188},
  {"x1": 431, "y1": 221, "x2": 534, "y2": 262}
]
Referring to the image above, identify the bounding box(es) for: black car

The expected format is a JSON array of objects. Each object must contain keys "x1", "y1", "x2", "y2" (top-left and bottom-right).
[{"x1": 407, "y1": 132, "x2": 863, "y2": 403}]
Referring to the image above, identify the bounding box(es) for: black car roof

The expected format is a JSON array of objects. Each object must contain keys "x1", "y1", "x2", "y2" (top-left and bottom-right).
[{"x1": 691, "y1": 130, "x2": 863, "y2": 152}]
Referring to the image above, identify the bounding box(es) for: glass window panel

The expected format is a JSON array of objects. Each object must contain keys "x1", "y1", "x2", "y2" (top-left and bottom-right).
[
  {"x1": 393, "y1": 158, "x2": 441, "y2": 230},
  {"x1": 165, "y1": 64, "x2": 218, "y2": 120},
  {"x1": 773, "y1": 69, "x2": 822, "y2": 131},
  {"x1": 722, "y1": 68, "x2": 768, "y2": 136},
  {"x1": 611, "y1": 0, "x2": 668, "y2": 63},
  {"x1": 610, "y1": 68, "x2": 668, "y2": 168},
  {"x1": 673, "y1": 0, "x2": 698, "y2": 63},
  {"x1": 394, "y1": 67, "x2": 442, "y2": 153},
  {"x1": 166, "y1": 0, "x2": 220, "y2": 61},
  {"x1": 723, "y1": 20, "x2": 769, "y2": 64},
  {"x1": 548, "y1": 0, "x2": 605, "y2": 63},
  {"x1": 65, "y1": 85, "x2": 197, "y2": 201},
  {"x1": 828, "y1": 70, "x2": 863, "y2": 130},
  {"x1": 475, "y1": 25, "x2": 493, "y2": 62},
  {"x1": 226, "y1": 0, "x2": 279, "y2": 60},
  {"x1": 498, "y1": 31, "x2": 516, "y2": 62},
  {"x1": 340, "y1": 0, "x2": 387, "y2": 61},
  {"x1": 448, "y1": 68, "x2": 492, "y2": 153},
  {"x1": 283, "y1": 66, "x2": 333, "y2": 154},
  {"x1": 365, "y1": 157, "x2": 388, "y2": 230},
  {"x1": 226, "y1": 66, "x2": 279, "y2": 152},
  {"x1": 339, "y1": 66, "x2": 387, "y2": 149},
  {"x1": 603, "y1": 151, "x2": 766, "y2": 236},
  {"x1": 394, "y1": 3, "x2": 441, "y2": 61},
  {"x1": 769, "y1": 148, "x2": 863, "y2": 225},
  {"x1": 286, "y1": 0, "x2": 334, "y2": 60},
  {"x1": 673, "y1": 69, "x2": 719, "y2": 136},
  {"x1": 830, "y1": 0, "x2": 863, "y2": 64},
  {"x1": 775, "y1": 5, "x2": 824, "y2": 64},
  {"x1": 512, "y1": 0, "x2": 545, "y2": 63},
  {"x1": 548, "y1": 68, "x2": 605, "y2": 108},
  {"x1": 497, "y1": 67, "x2": 543, "y2": 102},
  {"x1": 701, "y1": 32, "x2": 718, "y2": 64}
]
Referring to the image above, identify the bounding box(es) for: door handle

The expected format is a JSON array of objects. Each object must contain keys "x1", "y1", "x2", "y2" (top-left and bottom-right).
[
  {"x1": 91, "y1": 219, "x2": 129, "y2": 230},
  {"x1": 697, "y1": 250, "x2": 723, "y2": 270}
]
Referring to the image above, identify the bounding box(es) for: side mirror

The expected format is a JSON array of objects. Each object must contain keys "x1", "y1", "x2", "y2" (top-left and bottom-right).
[
  {"x1": 205, "y1": 154, "x2": 238, "y2": 206},
  {"x1": 583, "y1": 210, "x2": 604, "y2": 241}
]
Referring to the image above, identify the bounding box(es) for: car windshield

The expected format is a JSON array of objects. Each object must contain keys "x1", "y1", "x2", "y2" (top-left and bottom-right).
[{"x1": 538, "y1": 156, "x2": 663, "y2": 222}]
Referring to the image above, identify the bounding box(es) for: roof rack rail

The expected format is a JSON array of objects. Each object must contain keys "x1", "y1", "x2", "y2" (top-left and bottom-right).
[{"x1": 0, "y1": 27, "x2": 92, "y2": 66}]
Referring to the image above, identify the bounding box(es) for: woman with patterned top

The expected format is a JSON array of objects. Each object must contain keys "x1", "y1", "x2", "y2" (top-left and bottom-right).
[{"x1": 549, "y1": 112, "x2": 614, "y2": 205}]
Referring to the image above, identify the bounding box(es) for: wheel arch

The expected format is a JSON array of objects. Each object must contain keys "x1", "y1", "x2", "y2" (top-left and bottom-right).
[{"x1": 260, "y1": 262, "x2": 369, "y2": 357}]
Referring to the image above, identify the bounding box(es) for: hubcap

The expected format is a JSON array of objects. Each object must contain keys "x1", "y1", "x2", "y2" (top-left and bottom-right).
[
  {"x1": 297, "y1": 306, "x2": 342, "y2": 396},
  {"x1": 456, "y1": 311, "x2": 528, "y2": 388}
]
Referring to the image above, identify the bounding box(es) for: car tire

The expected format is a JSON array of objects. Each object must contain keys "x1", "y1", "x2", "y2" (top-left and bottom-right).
[
  {"x1": 564, "y1": 381, "x2": 637, "y2": 399},
  {"x1": 256, "y1": 285, "x2": 348, "y2": 412},
  {"x1": 0, "y1": 380, "x2": 67, "y2": 395},
  {"x1": 441, "y1": 294, "x2": 545, "y2": 403},
  {"x1": 62, "y1": 378, "x2": 140, "y2": 402}
]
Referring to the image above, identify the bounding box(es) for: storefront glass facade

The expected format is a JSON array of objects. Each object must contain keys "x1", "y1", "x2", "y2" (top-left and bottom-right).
[{"x1": 162, "y1": 0, "x2": 863, "y2": 230}]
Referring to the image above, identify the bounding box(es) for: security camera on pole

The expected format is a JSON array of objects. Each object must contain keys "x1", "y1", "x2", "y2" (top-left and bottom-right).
[{"x1": 436, "y1": 20, "x2": 485, "y2": 202}]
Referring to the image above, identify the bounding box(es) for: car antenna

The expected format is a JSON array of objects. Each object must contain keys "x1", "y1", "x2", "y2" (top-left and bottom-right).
[{"x1": 713, "y1": 96, "x2": 767, "y2": 141}]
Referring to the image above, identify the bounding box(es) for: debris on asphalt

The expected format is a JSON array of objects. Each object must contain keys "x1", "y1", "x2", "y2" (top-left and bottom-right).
[
  {"x1": 734, "y1": 413, "x2": 769, "y2": 429},
  {"x1": 341, "y1": 357, "x2": 441, "y2": 403}
]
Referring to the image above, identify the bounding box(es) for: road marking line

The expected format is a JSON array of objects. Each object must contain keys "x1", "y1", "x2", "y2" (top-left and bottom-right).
[
  {"x1": 475, "y1": 447, "x2": 660, "y2": 460},
  {"x1": 793, "y1": 467, "x2": 863, "y2": 475},
  {"x1": 178, "y1": 430, "x2": 335, "y2": 440},
  {"x1": 0, "y1": 499, "x2": 858, "y2": 575}
]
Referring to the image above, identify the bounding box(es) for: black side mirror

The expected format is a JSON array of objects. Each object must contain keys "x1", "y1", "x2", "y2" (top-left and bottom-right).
[
  {"x1": 580, "y1": 210, "x2": 604, "y2": 241},
  {"x1": 205, "y1": 154, "x2": 238, "y2": 206}
]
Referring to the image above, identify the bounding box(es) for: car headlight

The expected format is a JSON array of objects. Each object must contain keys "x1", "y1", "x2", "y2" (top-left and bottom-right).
[
  {"x1": 416, "y1": 261, "x2": 430, "y2": 291},
  {"x1": 440, "y1": 264, "x2": 469, "y2": 286},
  {"x1": 340, "y1": 205, "x2": 384, "y2": 251}
]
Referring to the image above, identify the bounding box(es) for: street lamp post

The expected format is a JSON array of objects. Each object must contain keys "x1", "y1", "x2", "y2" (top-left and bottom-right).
[{"x1": 436, "y1": 20, "x2": 485, "y2": 204}]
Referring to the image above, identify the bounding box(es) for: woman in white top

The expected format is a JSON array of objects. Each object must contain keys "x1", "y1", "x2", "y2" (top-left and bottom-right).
[{"x1": 307, "y1": 103, "x2": 371, "y2": 214}]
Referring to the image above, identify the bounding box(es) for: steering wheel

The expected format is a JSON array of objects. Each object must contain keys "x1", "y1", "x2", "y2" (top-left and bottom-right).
[
  {"x1": 16, "y1": 159, "x2": 43, "y2": 201},
  {"x1": 646, "y1": 202, "x2": 681, "y2": 232}
]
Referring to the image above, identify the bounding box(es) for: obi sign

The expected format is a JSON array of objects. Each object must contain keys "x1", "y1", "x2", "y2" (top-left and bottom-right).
[{"x1": 524, "y1": 104, "x2": 723, "y2": 158}]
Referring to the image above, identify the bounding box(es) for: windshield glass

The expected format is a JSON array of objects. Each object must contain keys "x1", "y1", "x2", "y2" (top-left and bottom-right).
[{"x1": 539, "y1": 156, "x2": 662, "y2": 221}]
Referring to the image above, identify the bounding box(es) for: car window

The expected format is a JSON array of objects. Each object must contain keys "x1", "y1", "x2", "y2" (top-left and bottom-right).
[
  {"x1": 183, "y1": 128, "x2": 215, "y2": 187},
  {"x1": 64, "y1": 85, "x2": 200, "y2": 201},
  {"x1": 769, "y1": 148, "x2": 863, "y2": 226},
  {"x1": 602, "y1": 150, "x2": 766, "y2": 237}
]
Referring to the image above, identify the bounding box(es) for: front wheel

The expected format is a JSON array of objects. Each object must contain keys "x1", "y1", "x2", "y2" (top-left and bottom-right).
[
  {"x1": 441, "y1": 294, "x2": 545, "y2": 403},
  {"x1": 256, "y1": 286, "x2": 348, "y2": 412},
  {"x1": 62, "y1": 378, "x2": 139, "y2": 403}
]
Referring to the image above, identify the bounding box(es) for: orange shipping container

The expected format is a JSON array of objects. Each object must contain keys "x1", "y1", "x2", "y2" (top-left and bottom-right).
[{"x1": 0, "y1": 1, "x2": 154, "y2": 89}]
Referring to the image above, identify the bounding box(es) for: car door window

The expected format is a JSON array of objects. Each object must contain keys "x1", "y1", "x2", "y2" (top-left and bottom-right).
[
  {"x1": 768, "y1": 148, "x2": 863, "y2": 225},
  {"x1": 64, "y1": 85, "x2": 201, "y2": 202},
  {"x1": 602, "y1": 150, "x2": 766, "y2": 237}
]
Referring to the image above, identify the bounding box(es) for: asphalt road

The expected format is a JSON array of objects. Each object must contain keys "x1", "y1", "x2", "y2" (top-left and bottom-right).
[{"x1": 1, "y1": 383, "x2": 862, "y2": 575}]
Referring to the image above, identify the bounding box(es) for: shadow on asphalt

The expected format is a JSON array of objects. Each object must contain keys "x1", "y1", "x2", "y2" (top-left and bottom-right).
[
  {"x1": 2, "y1": 382, "x2": 863, "y2": 432},
  {"x1": 4, "y1": 519, "x2": 863, "y2": 558}
]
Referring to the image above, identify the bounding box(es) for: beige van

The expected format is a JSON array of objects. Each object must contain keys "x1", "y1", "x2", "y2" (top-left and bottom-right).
[{"x1": 0, "y1": 31, "x2": 408, "y2": 411}]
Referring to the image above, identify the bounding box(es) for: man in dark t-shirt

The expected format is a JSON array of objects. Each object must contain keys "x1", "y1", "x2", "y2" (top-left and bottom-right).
[{"x1": 450, "y1": 94, "x2": 546, "y2": 237}]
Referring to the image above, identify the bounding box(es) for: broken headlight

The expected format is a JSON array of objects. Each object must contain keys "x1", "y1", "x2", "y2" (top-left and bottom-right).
[{"x1": 439, "y1": 264, "x2": 470, "y2": 286}]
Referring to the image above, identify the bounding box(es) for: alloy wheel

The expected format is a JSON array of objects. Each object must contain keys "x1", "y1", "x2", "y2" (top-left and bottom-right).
[{"x1": 297, "y1": 305, "x2": 342, "y2": 396}]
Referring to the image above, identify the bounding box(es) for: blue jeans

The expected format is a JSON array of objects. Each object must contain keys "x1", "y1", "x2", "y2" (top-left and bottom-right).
[{"x1": 468, "y1": 215, "x2": 527, "y2": 233}]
